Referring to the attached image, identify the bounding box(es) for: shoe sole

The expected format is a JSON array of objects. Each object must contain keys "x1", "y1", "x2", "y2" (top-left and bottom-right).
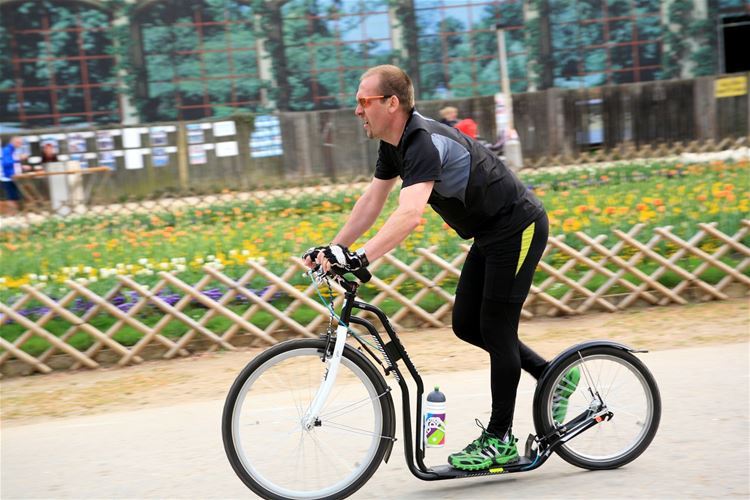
[{"x1": 449, "y1": 455, "x2": 520, "y2": 471}]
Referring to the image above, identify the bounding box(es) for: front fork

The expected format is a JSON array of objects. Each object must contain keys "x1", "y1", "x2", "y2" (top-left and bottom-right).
[{"x1": 301, "y1": 323, "x2": 349, "y2": 429}]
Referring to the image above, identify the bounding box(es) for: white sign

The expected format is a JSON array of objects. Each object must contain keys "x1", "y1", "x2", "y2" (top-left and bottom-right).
[
  {"x1": 122, "y1": 128, "x2": 142, "y2": 149},
  {"x1": 125, "y1": 149, "x2": 144, "y2": 170},
  {"x1": 215, "y1": 141, "x2": 238, "y2": 157},
  {"x1": 213, "y1": 121, "x2": 236, "y2": 137}
]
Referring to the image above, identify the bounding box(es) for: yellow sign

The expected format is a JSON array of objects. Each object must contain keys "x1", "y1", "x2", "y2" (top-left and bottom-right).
[{"x1": 715, "y1": 76, "x2": 748, "y2": 98}]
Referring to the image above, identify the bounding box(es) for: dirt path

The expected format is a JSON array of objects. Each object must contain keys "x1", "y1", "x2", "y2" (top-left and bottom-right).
[{"x1": 1, "y1": 298, "x2": 747, "y2": 426}]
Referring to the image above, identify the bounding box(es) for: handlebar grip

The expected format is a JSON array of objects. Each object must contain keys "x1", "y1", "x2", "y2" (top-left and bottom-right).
[{"x1": 353, "y1": 267, "x2": 372, "y2": 283}]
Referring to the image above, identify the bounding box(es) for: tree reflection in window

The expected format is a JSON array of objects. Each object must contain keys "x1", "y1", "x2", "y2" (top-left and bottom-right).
[
  {"x1": 282, "y1": 0, "x2": 395, "y2": 111},
  {"x1": 414, "y1": 0, "x2": 527, "y2": 100},
  {"x1": 137, "y1": 0, "x2": 262, "y2": 121},
  {"x1": 549, "y1": 0, "x2": 663, "y2": 88},
  {"x1": 0, "y1": 1, "x2": 120, "y2": 128}
]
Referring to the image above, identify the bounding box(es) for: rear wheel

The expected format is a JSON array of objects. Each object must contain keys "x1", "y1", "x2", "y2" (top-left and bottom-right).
[
  {"x1": 222, "y1": 338, "x2": 395, "y2": 499},
  {"x1": 534, "y1": 346, "x2": 661, "y2": 470}
]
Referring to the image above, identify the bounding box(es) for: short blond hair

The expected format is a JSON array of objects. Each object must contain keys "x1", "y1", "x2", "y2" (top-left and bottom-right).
[
  {"x1": 360, "y1": 65, "x2": 415, "y2": 111},
  {"x1": 439, "y1": 106, "x2": 458, "y2": 119}
]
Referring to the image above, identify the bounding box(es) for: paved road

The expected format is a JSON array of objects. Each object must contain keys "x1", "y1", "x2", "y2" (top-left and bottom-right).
[{"x1": 2, "y1": 343, "x2": 748, "y2": 499}]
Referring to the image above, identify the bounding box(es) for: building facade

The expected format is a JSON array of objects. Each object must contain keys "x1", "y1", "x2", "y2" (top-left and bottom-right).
[{"x1": 1, "y1": 0, "x2": 748, "y2": 129}]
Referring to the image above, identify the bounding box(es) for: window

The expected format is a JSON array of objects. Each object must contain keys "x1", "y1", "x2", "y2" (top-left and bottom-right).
[
  {"x1": 549, "y1": 0, "x2": 663, "y2": 88},
  {"x1": 137, "y1": 0, "x2": 262, "y2": 121},
  {"x1": 282, "y1": 0, "x2": 396, "y2": 110},
  {"x1": 0, "y1": 2, "x2": 120, "y2": 128},
  {"x1": 413, "y1": 0, "x2": 527, "y2": 99}
]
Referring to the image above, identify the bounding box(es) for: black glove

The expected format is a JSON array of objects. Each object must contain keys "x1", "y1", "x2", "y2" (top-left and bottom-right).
[
  {"x1": 321, "y1": 244, "x2": 369, "y2": 273},
  {"x1": 302, "y1": 245, "x2": 327, "y2": 263}
]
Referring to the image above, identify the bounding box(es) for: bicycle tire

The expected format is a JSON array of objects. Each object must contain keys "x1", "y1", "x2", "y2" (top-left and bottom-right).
[
  {"x1": 222, "y1": 338, "x2": 395, "y2": 500},
  {"x1": 533, "y1": 345, "x2": 661, "y2": 470}
]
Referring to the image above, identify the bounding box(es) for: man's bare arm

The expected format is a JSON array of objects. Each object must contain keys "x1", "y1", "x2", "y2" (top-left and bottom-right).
[
  {"x1": 357, "y1": 181, "x2": 434, "y2": 262},
  {"x1": 331, "y1": 177, "x2": 398, "y2": 247}
]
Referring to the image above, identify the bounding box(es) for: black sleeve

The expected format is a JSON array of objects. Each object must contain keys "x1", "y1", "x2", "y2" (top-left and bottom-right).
[
  {"x1": 374, "y1": 141, "x2": 399, "y2": 180},
  {"x1": 401, "y1": 130, "x2": 441, "y2": 188}
]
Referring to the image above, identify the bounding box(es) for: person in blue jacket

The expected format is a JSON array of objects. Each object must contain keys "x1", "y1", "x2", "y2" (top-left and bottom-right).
[{"x1": 1, "y1": 136, "x2": 28, "y2": 214}]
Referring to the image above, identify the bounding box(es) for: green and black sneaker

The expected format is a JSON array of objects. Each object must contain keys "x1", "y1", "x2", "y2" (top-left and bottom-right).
[
  {"x1": 552, "y1": 366, "x2": 581, "y2": 424},
  {"x1": 448, "y1": 420, "x2": 519, "y2": 471}
]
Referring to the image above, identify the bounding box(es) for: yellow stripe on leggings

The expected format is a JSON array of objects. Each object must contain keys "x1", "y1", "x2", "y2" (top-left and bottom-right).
[{"x1": 515, "y1": 222, "x2": 535, "y2": 276}]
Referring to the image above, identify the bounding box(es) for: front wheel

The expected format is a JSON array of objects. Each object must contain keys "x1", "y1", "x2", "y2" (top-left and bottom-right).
[
  {"x1": 534, "y1": 345, "x2": 661, "y2": 470},
  {"x1": 222, "y1": 338, "x2": 395, "y2": 500}
]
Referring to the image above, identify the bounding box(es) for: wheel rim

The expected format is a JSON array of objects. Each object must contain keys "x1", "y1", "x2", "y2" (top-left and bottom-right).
[
  {"x1": 546, "y1": 354, "x2": 655, "y2": 463},
  {"x1": 230, "y1": 347, "x2": 385, "y2": 499}
]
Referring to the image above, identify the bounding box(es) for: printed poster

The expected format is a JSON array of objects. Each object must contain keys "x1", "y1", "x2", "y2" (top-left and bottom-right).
[
  {"x1": 150, "y1": 128, "x2": 168, "y2": 146},
  {"x1": 96, "y1": 130, "x2": 115, "y2": 150},
  {"x1": 250, "y1": 115, "x2": 283, "y2": 158},
  {"x1": 186, "y1": 123, "x2": 204, "y2": 144},
  {"x1": 152, "y1": 147, "x2": 169, "y2": 167},
  {"x1": 99, "y1": 151, "x2": 116, "y2": 170},
  {"x1": 67, "y1": 134, "x2": 87, "y2": 153},
  {"x1": 188, "y1": 144, "x2": 206, "y2": 165}
]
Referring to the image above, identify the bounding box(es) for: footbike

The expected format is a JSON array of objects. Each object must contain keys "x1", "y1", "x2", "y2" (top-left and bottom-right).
[{"x1": 222, "y1": 267, "x2": 661, "y2": 499}]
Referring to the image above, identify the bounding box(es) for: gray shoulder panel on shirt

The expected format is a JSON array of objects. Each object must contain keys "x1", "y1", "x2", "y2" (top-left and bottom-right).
[{"x1": 430, "y1": 133, "x2": 471, "y2": 204}]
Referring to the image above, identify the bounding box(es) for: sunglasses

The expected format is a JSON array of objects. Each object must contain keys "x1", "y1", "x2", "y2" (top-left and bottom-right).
[{"x1": 357, "y1": 95, "x2": 393, "y2": 108}]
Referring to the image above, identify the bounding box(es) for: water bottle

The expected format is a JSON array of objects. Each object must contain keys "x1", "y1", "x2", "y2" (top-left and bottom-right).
[{"x1": 424, "y1": 386, "x2": 446, "y2": 448}]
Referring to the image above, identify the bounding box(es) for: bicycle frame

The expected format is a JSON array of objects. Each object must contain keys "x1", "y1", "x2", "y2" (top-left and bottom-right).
[{"x1": 313, "y1": 277, "x2": 616, "y2": 481}]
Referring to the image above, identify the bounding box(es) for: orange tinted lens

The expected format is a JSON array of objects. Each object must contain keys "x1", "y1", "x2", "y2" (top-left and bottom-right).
[{"x1": 357, "y1": 96, "x2": 384, "y2": 108}]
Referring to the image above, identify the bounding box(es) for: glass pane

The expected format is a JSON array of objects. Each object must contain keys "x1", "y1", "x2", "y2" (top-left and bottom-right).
[
  {"x1": 233, "y1": 50, "x2": 258, "y2": 75},
  {"x1": 177, "y1": 80, "x2": 204, "y2": 104},
  {"x1": 148, "y1": 81, "x2": 176, "y2": 99},
  {"x1": 175, "y1": 55, "x2": 202, "y2": 78},
  {"x1": 363, "y1": 14, "x2": 389, "y2": 39},
  {"x1": 146, "y1": 55, "x2": 175, "y2": 81},
  {"x1": 204, "y1": 52, "x2": 231, "y2": 76},
  {"x1": 82, "y1": 31, "x2": 111, "y2": 55},
  {"x1": 585, "y1": 48, "x2": 607, "y2": 72},
  {"x1": 636, "y1": 15, "x2": 661, "y2": 40},
  {"x1": 610, "y1": 45, "x2": 634, "y2": 69},
  {"x1": 21, "y1": 62, "x2": 49, "y2": 87},
  {"x1": 638, "y1": 42, "x2": 660, "y2": 66},
  {"x1": 89, "y1": 86, "x2": 119, "y2": 112},
  {"x1": 612, "y1": 70, "x2": 635, "y2": 83},
  {"x1": 0, "y1": 91, "x2": 20, "y2": 122},
  {"x1": 230, "y1": 23, "x2": 255, "y2": 48},
  {"x1": 206, "y1": 78, "x2": 232, "y2": 102},
  {"x1": 607, "y1": 0, "x2": 631, "y2": 17},
  {"x1": 442, "y1": 7, "x2": 471, "y2": 31},
  {"x1": 56, "y1": 87, "x2": 84, "y2": 114},
  {"x1": 48, "y1": 30, "x2": 78, "y2": 58},
  {"x1": 142, "y1": 26, "x2": 172, "y2": 54},
  {"x1": 609, "y1": 20, "x2": 633, "y2": 43},
  {"x1": 53, "y1": 60, "x2": 83, "y2": 86},
  {"x1": 580, "y1": 22, "x2": 605, "y2": 46},
  {"x1": 550, "y1": 0, "x2": 578, "y2": 23}
]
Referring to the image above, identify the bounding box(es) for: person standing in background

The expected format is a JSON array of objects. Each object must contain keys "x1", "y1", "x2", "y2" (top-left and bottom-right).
[{"x1": 1, "y1": 136, "x2": 29, "y2": 214}]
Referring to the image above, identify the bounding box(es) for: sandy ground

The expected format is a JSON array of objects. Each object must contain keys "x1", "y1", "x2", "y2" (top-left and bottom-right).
[{"x1": 1, "y1": 298, "x2": 747, "y2": 426}]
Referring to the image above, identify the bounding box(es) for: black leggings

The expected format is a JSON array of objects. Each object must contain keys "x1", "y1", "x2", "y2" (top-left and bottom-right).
[{"x1": 452, "y1": 213, "x2": 549, "y2": 437}]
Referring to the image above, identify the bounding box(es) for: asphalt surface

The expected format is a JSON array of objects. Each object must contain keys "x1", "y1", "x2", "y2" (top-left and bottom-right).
[{"x1": 2, "y1": 342, "x2": 748, "y2": 499}]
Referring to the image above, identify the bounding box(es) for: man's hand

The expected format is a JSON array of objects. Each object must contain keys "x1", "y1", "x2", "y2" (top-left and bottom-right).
[
  {"x1": 322, "y1": 244, "x2": 369, "y2": 273},
  {"x1": 302, "y1": 246, "x2": 327, "y2": 269},
  {"x1": 311, "y1": 244, "x2": 368, "y2": 274}
]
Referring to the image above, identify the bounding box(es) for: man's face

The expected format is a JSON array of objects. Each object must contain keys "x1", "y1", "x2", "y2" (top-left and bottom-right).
[
  {"x1": 355, "y1": 75, "x2": 393, "y2": 140},
  {"x1": 12, "y1": 137, "x2": 22, "y2": 148}
]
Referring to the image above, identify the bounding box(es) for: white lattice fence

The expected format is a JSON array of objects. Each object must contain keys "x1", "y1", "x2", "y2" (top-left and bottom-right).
[{"x1": 1, "y1": 221, "x2": 748, "y2": 375}]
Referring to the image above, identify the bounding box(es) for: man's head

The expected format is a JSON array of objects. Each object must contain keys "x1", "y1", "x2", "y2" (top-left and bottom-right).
[
  {"x1": 10, "y1": 136, "x2": 22, "y2": 148},
  {"x1": 440, "y1": 106, "x2": 458, "y2": 122},
  {"x1": 355, "y1": 65, "x2": 414, "y2": 144}
]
